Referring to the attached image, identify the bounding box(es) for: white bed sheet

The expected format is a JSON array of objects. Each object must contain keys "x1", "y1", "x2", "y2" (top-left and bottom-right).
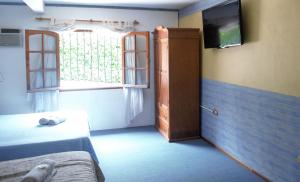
[{"x1": 0, "y1": 110, "x2": 90, "y2": 146}]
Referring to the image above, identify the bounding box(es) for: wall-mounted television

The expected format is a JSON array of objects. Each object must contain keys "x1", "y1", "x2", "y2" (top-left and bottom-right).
[{"x1": 202, "y1": 0, "x2": 243, "y2": 49}]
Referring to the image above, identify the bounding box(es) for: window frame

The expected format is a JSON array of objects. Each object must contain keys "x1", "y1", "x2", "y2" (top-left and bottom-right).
[
  {"x1": 122, "y1": 31, "x2": 150, "y2": 88},
  {"x1": 25, "y1": 30, "x2": 150, "y2": 92},
  {"x1": 25, "y1": 29, "x2": 60, "y2": 92}
]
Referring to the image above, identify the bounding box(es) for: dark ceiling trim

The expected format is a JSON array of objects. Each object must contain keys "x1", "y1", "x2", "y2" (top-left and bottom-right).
[{"x1": 0, "y1": 2, "x2": 179, "y2": 12}]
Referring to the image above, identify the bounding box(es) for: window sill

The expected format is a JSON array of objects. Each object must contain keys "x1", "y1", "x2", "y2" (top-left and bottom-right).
[
  {"x1": 59, "y1": 81, "x2": 123, "y2": 92},
  {"x1": 59, "y1": 86, "x2": 123, "y2": 92},
  {"x1": 27, "y1": 81, "x2": 150, "y2": 93}
]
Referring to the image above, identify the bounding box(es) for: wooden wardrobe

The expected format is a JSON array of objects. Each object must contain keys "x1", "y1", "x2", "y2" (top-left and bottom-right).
[{"x1": 154, "y1": 27, "x2": 200, "y2": 142}]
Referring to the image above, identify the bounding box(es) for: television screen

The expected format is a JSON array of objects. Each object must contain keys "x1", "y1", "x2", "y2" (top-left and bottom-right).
[{"x1": 202, "y1": 0, "x2": 243, "y2": 48}]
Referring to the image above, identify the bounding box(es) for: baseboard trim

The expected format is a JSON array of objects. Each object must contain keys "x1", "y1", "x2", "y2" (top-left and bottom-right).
[
  {"x1": 90, "y1": 125, "x2": 154, "y2": 135},
  {"x1": 169, "y1": 136, "x2": 200, "y2": 142},
  {"x1": 201, "y1": 136, "x2": 270, "y2": 182}
]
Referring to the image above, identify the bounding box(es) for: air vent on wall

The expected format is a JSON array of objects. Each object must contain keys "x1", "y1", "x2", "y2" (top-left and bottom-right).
[{"x1": 0, "y1": 28, "x2": 23, "y2": 47}]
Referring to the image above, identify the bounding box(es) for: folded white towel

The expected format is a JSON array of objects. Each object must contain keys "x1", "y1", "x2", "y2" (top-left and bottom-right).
[
  {"x1": 21, "y1": 159, "x2": 56, "y2": 182},
  {"x1": 39, "y1": 116, "x2": 66, "y2": 125}
]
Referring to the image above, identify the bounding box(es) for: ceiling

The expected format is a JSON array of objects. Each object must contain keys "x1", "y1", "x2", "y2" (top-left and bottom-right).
[{"x1": 0, "y1": 0, "x2": 201, "y2": 10}]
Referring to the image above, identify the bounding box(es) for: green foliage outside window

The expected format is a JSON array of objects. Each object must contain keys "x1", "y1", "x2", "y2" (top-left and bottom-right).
[{"x1": 60, "y1": 31, "x2": 122, "y2": 84}]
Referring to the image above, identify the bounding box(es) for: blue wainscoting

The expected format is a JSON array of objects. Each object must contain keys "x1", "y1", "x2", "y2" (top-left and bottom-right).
[{"x1": 201, "y1": 79, "x2": 300, "y2": 182}]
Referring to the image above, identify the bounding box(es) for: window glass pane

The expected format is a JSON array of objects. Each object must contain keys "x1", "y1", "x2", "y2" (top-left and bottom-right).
[
  {"x1": 30, "y1": 71, "x2": 43, "y2": 89},
  {"x1": 136, "y1": 52, "x2": 147, "y2": 68},
  {"x1": 45, "y1": 53, "x2": 56, "y2": 69},
  {"x1": 136, "y1": 69, "x2": 147, "y2": 85},
  {"x1": 136, "y1": 35, "x2": 146, "y2": 51},
  {"x1": 29, "y1": 34, "x2": 42, "y2": 51},
  {"x1": 125, "y1": 52, "x2": 135, "y2": 68},
  {"x1": 45, "y1": 71, "x2": 57, "y2": 87},
  {"x1": 125, "y1": 69, "x2": 135, "y2": 84},
  {"x1": 29, "y1": 53, "x2": 42, "y2": 70},
  {"x1": 44, "y1": 35, "x2": 56, "y2": 51},
  {"x1": 125, "y1": 36, "x2": 135, "y2": 50}
]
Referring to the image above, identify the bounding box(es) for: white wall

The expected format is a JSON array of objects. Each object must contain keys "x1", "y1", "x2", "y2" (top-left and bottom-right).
[{"x1": 0, "y1": 5, "x2": 178, "y2": 130}]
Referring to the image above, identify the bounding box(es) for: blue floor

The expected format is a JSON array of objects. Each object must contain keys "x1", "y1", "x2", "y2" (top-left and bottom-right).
[{"x1": 91, "y1": 126, "x2": 263, "y2": 182}]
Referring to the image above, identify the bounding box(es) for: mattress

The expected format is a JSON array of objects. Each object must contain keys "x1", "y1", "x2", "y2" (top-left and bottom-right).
[
  {"x1": 0, "y1": 111, "x2": 98, "y2": 163},
  {"x1": 0, "y1": 151, "x2": 105, "y2": 182}
]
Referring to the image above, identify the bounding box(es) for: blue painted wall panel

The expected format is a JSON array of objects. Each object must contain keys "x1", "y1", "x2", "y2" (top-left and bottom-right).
[{"x1": 201, "y1": 79, "x2": 300, "y2": 182}]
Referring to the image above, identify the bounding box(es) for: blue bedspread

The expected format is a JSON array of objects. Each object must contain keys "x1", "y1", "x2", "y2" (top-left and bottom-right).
[{"x1": 0, "y1": 111, "x2": 98, "y2": 163}]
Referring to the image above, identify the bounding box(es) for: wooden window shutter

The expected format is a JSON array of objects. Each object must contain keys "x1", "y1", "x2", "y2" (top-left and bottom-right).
[
  {"x1": 122, "y1": 32, "x2": 150, "y2": 88},
  {"x1": 25, "y1": 30, "x2": 60, "y2": 92}
]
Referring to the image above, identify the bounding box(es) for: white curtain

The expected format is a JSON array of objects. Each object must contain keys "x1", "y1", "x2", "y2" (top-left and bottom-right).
[
  {"x1": 123, "y1": 35, "x2": 143, "y2": 124},
  {"x1": 48, "y1": 18, "x2": 76, "y2": 31},
  {"x1": 123, "y1": 88, "x2": 143, "y2": 124},
  {"x1": 42, "y1": 18, "x2": 136, "y2": 33},
  {"x1": 27, "y1": 91, "x2": 59, "y2": 113},
  {"x1": 27, "y1": 34, "x2": 59, "y2": 112},
  {"x1": 105, "y1": 21, "x2": 136, "y2": 33}
]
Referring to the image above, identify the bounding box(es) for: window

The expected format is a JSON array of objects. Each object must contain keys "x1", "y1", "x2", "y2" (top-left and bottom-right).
[
  {"x1": 59, "y1": 29, "x2": 122, "y2": 90},
  {"x1": 25, "y1": 30, "x2": 60, "y2": 92},
  {"x1": 25, "y1": 29, "x2": 149, "y2": 91},
  {"x1": 122, "y1": 32, "x2": 150, "y2": 88}
]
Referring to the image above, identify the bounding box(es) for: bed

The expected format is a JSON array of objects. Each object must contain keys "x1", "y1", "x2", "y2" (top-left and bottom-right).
[
  {"x1": 0, "y1": 111, "x2": 98, "y2": 163},
  {"x1": 0, "y1": 151, "x2": 105, "y2": 182}
]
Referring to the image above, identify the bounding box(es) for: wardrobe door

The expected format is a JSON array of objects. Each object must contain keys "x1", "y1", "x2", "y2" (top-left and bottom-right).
[
  {"x1": 168, "y1": 29, "x2": 200, "y2": 140},
  {"x1": 155, "y1": 38, "x2": 170, "y2": 139}
]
